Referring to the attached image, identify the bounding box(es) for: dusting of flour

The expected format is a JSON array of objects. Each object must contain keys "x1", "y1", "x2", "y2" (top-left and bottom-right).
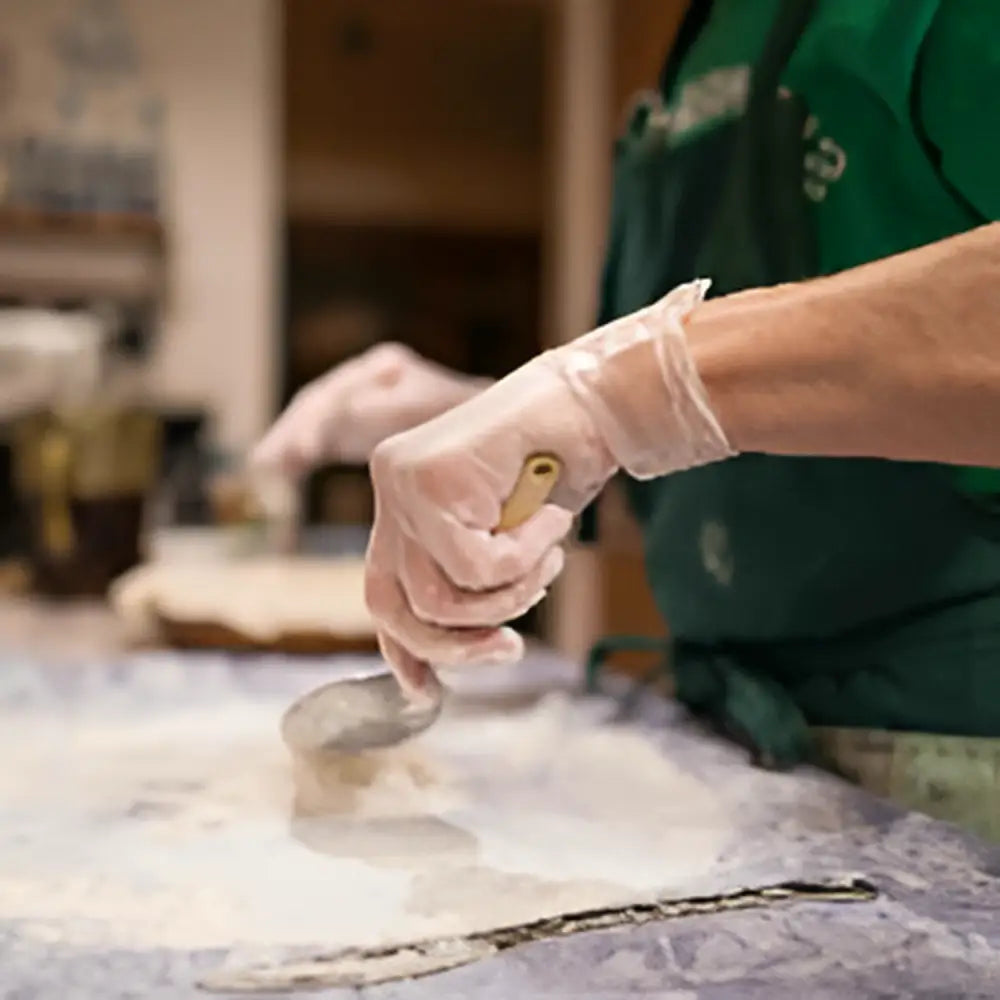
[{"x1": 0, "y1": 658, "x2": 732, "y2": 953}]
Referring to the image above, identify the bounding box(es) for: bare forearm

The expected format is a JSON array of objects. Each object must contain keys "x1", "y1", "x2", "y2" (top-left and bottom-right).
[{"x1": 688, "y1": 223, "x2": 1000, "y2": 467}]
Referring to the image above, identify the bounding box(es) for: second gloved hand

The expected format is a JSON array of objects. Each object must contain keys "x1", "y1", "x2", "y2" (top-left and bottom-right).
[
  {"x1": 252, "y1": 343, "x2": 491, "y2": 473},
  {"x1": 365, "y1": 280, "x2": 736, "y2": 694}
]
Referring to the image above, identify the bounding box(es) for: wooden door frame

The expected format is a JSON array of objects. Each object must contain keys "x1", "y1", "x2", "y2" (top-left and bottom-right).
[{"x1": 541, "y1": 0, "x2": 614, "y2": 661}]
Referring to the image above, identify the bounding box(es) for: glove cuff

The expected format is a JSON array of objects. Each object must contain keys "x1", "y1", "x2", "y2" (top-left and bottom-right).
[{"x1": 555, "y1": 280, "x2": 737, "y2": 479}]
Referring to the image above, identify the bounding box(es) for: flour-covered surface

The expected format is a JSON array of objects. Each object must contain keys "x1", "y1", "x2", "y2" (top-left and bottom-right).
[
  {"x1": 0, "y1": 647, "x2": 737, "y2": 955},
  {"x1": 0, "y1": 646, "x2": 998, "y2": 999}
]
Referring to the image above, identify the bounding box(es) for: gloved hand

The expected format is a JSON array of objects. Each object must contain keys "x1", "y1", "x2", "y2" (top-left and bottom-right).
[
  {"x1": 252, "y1": 343, "x2": 491, "y2": 473},
  {"x1": 364, "y1": 280, "x2": 736, "y2": 695}
]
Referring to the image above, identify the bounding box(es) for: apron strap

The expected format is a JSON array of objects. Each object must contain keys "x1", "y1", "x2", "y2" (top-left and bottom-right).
[
  {"x1": 673, "y1": 645, "x2": 815, "y2": 770},
  {"x1": 657, "y1": 0, "x2": 818, "y2": 106},
  {"x1": 909, "y1": 28, "x2": 983, "y2": 223},
  {"x1": 741, "y1": 0, "x2": 819, "y2": 286},
  {"x1": 746, "y1": 0, "x2": 818, "y2": 115},
  {"x1": 657, "y1": 0, "x2": 716, "y2": 99}
]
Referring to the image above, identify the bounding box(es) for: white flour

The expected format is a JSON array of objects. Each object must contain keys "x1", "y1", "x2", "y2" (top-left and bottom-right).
[{"x1": 0, "y1": 659, "x2": 732, "y2": 953}]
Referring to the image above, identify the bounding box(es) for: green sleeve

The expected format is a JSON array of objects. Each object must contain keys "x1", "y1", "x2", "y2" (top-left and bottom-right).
[
  {"x1": 920, "y1": 2, "x2": 1000, "y2": 492},
  {"x1": 918, "y1": 0, "x2": 1000, "y2": 221}
]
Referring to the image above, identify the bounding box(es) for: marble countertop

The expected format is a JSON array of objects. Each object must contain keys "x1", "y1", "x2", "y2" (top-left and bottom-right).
[{"x1": 0, "y1": 610, "x2": 997, "y2": 999}]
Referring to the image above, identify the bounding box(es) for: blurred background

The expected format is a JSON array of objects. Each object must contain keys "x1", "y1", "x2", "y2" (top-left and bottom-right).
[{"x1": 0, "y1": 0, "x2": 689, "y2": 663}]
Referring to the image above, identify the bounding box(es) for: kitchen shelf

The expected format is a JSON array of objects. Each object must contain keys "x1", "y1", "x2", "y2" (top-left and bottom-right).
[{"x1": 0, "y1": 208, "x2": 166, "y2": 302}]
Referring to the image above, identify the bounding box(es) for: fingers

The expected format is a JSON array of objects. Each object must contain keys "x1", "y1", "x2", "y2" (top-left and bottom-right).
[
  {"x1": 366, "y1": 562, "x2": 525, "y2": 668},
  {"x1": 251, "y1": 417, "x2": 298, "y2": 472},
  {"x1": 252, "y1": 430, "x2": 319, "y2": 476},
  {"x1": 398, "y1": 534, "x2": 565, "y2": 627},
  {"x1": 253, "y1": 344, "x2": 441, "y2": 472},
  {"x1": 375, "y1": 631, "x2": 434, "y2": 700},
  {"x1": 425, "y1": 505, "x2": 574, "y2": 591},
  {"x1": 365, "y1": 517, "x2": 532, "y2": 670},
  {"x1": 251, "y1": 389, "x2": 331, "y2": 473},
  {"x1": 251, "y1": 345, "x2": 398, "y2": 471}
]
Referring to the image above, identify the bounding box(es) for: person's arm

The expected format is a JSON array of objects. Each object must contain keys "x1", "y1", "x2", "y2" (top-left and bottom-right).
[
  {"x1": 362, "y1": 226, "x2": 1000, "y2": 690},
  {"x1": 681, "y1": 0, "x2": 1000, "y2": 467},
  {"x1": 689, "y1": 222, "x2": 1000, "y2": 467}
]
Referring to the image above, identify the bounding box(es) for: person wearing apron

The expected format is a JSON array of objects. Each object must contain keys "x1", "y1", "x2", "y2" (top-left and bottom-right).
[
  {"x1": 256, "y1": 1, "x2": 1000, "y2": 840},
  {"x1": 585, "y1": 0, "x2": 1000, "y2": 840}
]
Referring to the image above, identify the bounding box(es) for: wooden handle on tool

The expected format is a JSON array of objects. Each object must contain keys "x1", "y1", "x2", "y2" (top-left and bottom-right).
[{"x1": 495, "y1": 453, "x2": 562, "y2": 533}]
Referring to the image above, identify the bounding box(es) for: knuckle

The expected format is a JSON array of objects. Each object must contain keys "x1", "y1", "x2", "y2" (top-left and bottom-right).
[
  {"x1": 363, "y1": 570, "x2": 394, "y2": 619},
  {"x1": 444, "y1": 550, "x2": 487, "y2": 591},
  {"x1": 292, "y1": 380, "x2": 324, "y2": 411},
  {"x1": 435, "y1": 592, "x2": 485, "y2": 628},
  {"x1": 410, "y1": 461, "x2": 448, "y2": 504},
  {"x1": 407, "y1": 582, "x2": 446, "y2": 625},
  {"x1": 494, "y1": 549, "x2": 531, "y2": 584},
  {"x1": 368, "y1": 440, "x2": 397, "y2": 485},
  {"x1": 370, "y1": 341, "x2": 408, "y2": 361},
  {"x1": 368, "y1": 341, "x2": 413, "y2": 372},
  {"x1": 498, "y1": 579, "x2": 542, "y2": 622},
  {"x1": 442, "y1": 576, "x2": 536, "y2": 629}
]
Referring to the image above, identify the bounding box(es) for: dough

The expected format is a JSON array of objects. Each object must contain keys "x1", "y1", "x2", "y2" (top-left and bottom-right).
[{"x1": 110, "y1": 556, "x2": 374, "y2": 643}]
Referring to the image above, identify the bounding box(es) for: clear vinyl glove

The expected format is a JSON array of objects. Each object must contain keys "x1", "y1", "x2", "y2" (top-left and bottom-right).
[
  {"x1": 252, "y1": 343, "x2": 491, "y2": 474},
  {"x1": 365, "y1": 280, "x2": 736, "y2": 694}
]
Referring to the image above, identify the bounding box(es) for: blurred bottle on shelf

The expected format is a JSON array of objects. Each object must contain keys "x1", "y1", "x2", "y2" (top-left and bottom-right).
[{"x1": 0, "y1": 307, "x2": 163, "y2": 598}]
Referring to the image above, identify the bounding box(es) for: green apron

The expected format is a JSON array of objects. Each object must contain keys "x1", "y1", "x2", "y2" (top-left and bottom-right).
[{"x1": 596, "y1": 0, "x2": 1000, "y2": 776}]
